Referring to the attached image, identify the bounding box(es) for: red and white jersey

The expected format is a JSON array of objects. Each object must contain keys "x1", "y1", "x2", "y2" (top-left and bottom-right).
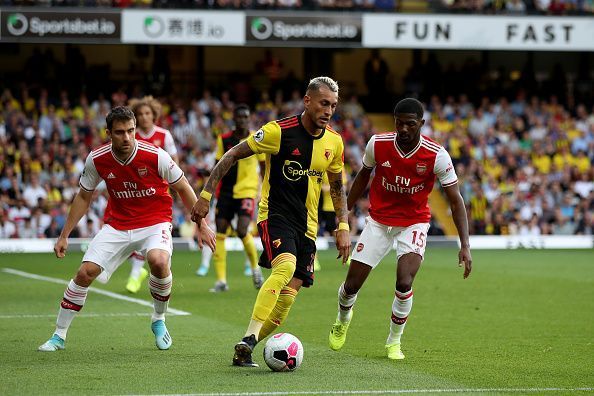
[
  {"x1": 80, "y1": 140, "x2": 184, "y2": 230},
  {"x1": 136, "y1": 125, "x2": 178, "y2": 157},
  {"x1": 363, "y1": 133, "x2": 457, "y2": 227}
]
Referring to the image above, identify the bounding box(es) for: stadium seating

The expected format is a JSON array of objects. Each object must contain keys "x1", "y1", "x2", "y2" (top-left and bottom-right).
[{"x1": 1, "y1": 81, "x2": 592, "y2": 239}]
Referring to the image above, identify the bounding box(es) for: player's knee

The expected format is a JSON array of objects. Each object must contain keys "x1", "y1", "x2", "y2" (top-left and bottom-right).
[
  {"x1": 236, "y1": 229, "x2": 248, "y2": 239},
  {"x1": 76, "y1": 263, "x2": 100, "y2": 285},
  {"x1": 272, "y1": 260, "x2": 296, "y2": 285},
  {"x1": 148, "y1": 258, "x2": 169, "y2": 269},
  {"x1": 147, "y1": 256, "x2": 170, "y2": 276}
]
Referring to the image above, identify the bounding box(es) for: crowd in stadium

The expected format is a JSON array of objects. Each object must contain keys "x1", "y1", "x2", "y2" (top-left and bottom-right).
[
  {"x1": 0, "y1": 77, "x2": 592, "y2": 240},
  {"x1": 3, "y1": 0, "x2": 593, "y2": 14}
]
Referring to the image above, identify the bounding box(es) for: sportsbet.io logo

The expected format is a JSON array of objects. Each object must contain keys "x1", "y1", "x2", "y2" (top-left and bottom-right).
[
  {"x1": 251, "y1": 17, "x2": 273, "y2": 40},
  {"x1": 143, "y1": 16, "x2": 165, "y2": 38},
  {"x1": 7, "y1": 13, "x2": 28, "y2": 36},
  {"x1": 282, "y1": 160, "x2": 323, "y2": 182}
]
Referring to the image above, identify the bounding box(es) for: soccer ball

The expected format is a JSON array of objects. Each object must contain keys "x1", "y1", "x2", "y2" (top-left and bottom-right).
[{"x1": 263, "y1": 333, "x2": 303, "y2": 372}]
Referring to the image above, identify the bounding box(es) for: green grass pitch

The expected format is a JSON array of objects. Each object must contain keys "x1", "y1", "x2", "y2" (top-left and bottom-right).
[{"x1": 1, "y1": 248, "x2": 593, "y2": 395}]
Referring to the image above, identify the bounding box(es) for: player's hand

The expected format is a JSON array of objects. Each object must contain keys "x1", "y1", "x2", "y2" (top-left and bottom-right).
[
  {"x1": 54, "y1": 237, "x2": 68, "y2": 258},
  {"x1": 191, "y1": 196, "x2": 210, "y2": 225},
  {"x1": 199, "y1": 219, "x2": 216, "y2": 252},
  {"x1": 459, "y1": 247, "x2": 472, "y2": 278},
  {"x1": 334, "y1": 229, "x2": 351, "y2": 265}
]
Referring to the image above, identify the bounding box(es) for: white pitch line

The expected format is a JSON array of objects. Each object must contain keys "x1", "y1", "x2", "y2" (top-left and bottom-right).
[
  {"x1": 0, "y1": 313, "x2": 153, "y2": 319},
  {"x1": 128, "y1": 388, "x2": 594, "y2": 396},
  {"x1": 2, "y1": 268, "x2": 191, "y2": 316}
]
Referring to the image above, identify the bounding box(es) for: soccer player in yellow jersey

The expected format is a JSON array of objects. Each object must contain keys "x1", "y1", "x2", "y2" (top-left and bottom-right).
[
  {"x1": 192, "y1": 77, "x2": 351, "y2": 367},
  {"x1": 209, "y1": 104, "x2": 265, "y2": 292}
]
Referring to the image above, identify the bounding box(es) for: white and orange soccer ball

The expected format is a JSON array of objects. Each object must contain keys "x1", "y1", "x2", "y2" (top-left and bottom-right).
[{"x1": 263, "y1": 333, "x2": 303, "y2": 372}]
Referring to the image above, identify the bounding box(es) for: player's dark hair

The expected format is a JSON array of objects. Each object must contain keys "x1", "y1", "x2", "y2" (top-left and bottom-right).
[
  {"x1": 393, "y1": 98, "x2": 424, "y2": 119},
  {"x1": 234, "y1": 103, "x2": 250, "y2": 115},
  {"x1": 106, "y1": 106, "x2": 136, "y2": 130},
  {"x1": 306, "y1": 76, "x2": 339, "y2": 94}
]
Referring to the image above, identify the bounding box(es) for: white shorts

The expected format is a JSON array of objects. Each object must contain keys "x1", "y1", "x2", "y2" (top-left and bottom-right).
[
  {"x1": 350, "y1": 216, "x2": 430, "y2": 269},
  {"x1": 84, "y1": 222, "x2": 173, "y2": 283}
]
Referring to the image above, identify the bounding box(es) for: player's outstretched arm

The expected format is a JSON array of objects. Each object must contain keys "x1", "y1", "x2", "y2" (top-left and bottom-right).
[
  {"x1": 171, "y1": 176, "x2": 216, "y2": 252},
  {"x1": 191, "y1": 141, "x2": 255, "y2": 224},
  {"x1": 443, "y1": 184, "x2": 472, "y2": 278},
  {"x1": 347, "y1": 166, "x2": 372, "y2": 211},
  {"x1": 54, "y1": 189, "x2": 94, "y2": 258},
  {"x1": 328, "y1": 171, "x2": 351, "y2": 264}
]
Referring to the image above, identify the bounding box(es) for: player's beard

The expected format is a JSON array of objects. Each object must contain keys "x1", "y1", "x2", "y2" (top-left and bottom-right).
[
  {"x1": 316, "y1": 117, "x2": 330, "y2": 130},
  {"x1": 114, "y1": 141, "x2": 134, "y2": 160}
]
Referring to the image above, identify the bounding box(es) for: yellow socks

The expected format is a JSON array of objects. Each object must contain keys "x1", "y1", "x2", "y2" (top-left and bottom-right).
[
  {"x1": 214, "y1": 233, "x2": 227, "y2": 283},
  {"x1": 241, "y1": 234, "x2": 259, "y2": 270},
  {"x1": 251, "y1": 254, "x2": 296, "y2": 324},
  {"x1": 258, "y1": 286, "x2": 298, "y2": 340}
]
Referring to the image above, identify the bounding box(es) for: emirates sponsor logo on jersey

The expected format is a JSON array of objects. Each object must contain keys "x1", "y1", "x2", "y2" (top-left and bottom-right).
[
  {"x1": 416, "y1": 163, "x2": 427, "y2": 175},
  {"x1": 381, "y1": 176, "x2": 425, "y2": 194},
  {"x1": 282, "y1": 160, "x2": 323, "y2": 182},
  {"x1": 137, "y1": 166, "x2": 148, "y2": 177},
  {"x1": 111, "y1": 182, "x2": 156, "y2": 199}
]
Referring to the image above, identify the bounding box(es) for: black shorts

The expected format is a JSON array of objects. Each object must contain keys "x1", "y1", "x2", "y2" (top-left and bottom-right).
[
  {"x1": 257, "y1": 217, "x2": 317, "y2": 288},
  {"x1": 215, "y1": 197, "x2": 255, "y2": 221}
]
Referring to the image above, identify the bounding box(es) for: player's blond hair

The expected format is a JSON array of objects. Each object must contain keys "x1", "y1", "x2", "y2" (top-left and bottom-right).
[
  {"x1": 128, "y1": 96, "x2": 162, "y2": 120},
  {"x1": 307, "y1": 76, "x2": 339, "y2": 94}
]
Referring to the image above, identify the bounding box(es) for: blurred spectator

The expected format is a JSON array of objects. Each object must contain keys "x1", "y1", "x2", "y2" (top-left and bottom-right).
[
  {"x1": 19, "y1": 217, "x2": 36, "y2": 238},
  {"x1": 44, "y1": 218, "x2": 62, "y2": 239},
  {"x1": 8, "y1": 199, "x2": 31, "y2": 231},
  {"x1": 0, "y1": 211, "x2": 16, "y2": 238},
  {"x1": 22, "y1": 175, "x2": 47, "y2": 208},
  {"x1": 30, "y1": 207, "x2": 52, "y2": 238},
  {"x1": 364, "y1": 50, "x2": 390, "y2": 111},
  {"x1": 0, "y1": 73, "x2": 592, "y2": 242},
  {"x1": 77, "y1": 215, "x2": 100, "y2": 238}
]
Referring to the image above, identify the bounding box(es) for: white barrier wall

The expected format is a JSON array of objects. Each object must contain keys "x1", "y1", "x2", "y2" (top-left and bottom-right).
[{"x1": 0, "y1": 236, "x2": 591, "y2": 254}]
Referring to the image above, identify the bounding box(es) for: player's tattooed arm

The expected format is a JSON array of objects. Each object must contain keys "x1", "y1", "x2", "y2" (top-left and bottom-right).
[
  {"x1": 203, "y1": 141, "x2": 255, "y2": 194},
  {"x1": 327, "y1": 171, "x2": 348, "y2": 224},
  {"x1": 328, "y1": 170, "x2": 351, "y2": 264}
]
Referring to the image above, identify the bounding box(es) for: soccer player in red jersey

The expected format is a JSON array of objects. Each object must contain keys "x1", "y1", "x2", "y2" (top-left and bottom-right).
[
  {"x1": 38, "y1": 106, "x2": 215, "y2": 352},
  {"x1": 111, "y1": 96, "x2": 179, "y2": 294},
  {"x1": 328, "y1": 98, "x2": 472, "y2": 360}
]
